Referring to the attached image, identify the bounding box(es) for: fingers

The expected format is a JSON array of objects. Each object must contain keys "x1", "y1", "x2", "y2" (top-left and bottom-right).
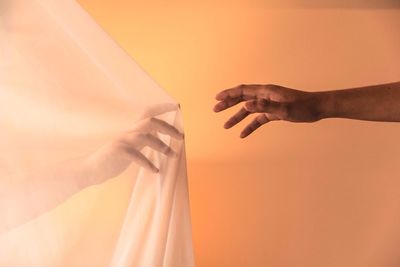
[
  {"x1": 215, "y1": 84, "x2": 269, "y2": 101},
  {"x1": 119, "y1": 109, "x2": 183, "y2": 173},
  {"x1": 244, "y1": 99, "x2": 268, "y2": 112},
  {"x1": 214, "y1": 97, "x2": 243, "y2": 112},
  {"x1": 124, "y1": 147, "x2": 159, "y2": 173},
  {"x1": 214, "y1": 94, "x2": 264, "y2": 112},
  {"x1": 240, "y1": 114, "x2": 270, "y2": 138},
  {"x1": 149, "y1": 118, "x2": 184, "y2": 139},
  {"x1": 216, "y1": 85, "x2": 288, "y2": 138},
  {"x1": 131, "y1": 118, "x2": 184, "y2": 140},
  {"x1": 144, "y1": 134, "x2": 176, "y2": 157},
  {"x1": 214, "y1": 84, "x2": 278, "y2": 112},
  {"x1": 215, "y1": 86, "x2": 243, "y2": 101},
  {"x1": 244, "y1": 99, "x2": 287, "y2": 117},
  {"x1": 214, "y1": 85, "x2": 258, "y2": 112},
  {"x1": 122, "y1": 116, "x2": 183, "y2": 173},
  {"x1": 224, "y1": 107, "x2": 250, "y2": 129},
  {"x1": 122, "y1": 133, "x2": 177, "y2": 173},
  {"x1": 223, "y1": 99, "x2": 285, "y2": 130}
]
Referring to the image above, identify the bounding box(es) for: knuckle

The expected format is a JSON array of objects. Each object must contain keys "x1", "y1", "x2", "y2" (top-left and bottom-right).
[
  {"x1": 244, "y1": 101, "x2": 253, "y2": 111},
  {"x1": 257, "y1": 101, "x2": 265, "y2": 110}
]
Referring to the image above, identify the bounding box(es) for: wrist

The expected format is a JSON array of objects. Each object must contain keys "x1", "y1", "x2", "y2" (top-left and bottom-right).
[{"x1": 313, "y1": 91, "x2": 337, "y2": 120}]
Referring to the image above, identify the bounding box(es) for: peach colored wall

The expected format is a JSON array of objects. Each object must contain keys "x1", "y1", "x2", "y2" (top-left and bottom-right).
[{"x1": 77, "y1": 1, "x2": 400, "y2": 266}]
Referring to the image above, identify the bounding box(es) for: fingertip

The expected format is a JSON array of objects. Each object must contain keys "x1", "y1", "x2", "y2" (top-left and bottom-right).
[
  {"x1": 148, "y1": 164, "x2": 159, "y2": 173},
  {"x1": 213, "y1": 102, "x2": 225, "y2": 112},
  {"x1": 177, "y1": 132, "x2": 185, "y2": 140},
  {"x1": 170, "y1": 132, "x2": 184, "y2": 140},
  {"x1": 223, "y1": 122, "x2": 232, "y2": 129},
  {"x1": 171, "y1": 132, "x2": 184, "y2": 141},
  {"x1": 240, "y1": 131, "x2": 249, "y2": 138}
]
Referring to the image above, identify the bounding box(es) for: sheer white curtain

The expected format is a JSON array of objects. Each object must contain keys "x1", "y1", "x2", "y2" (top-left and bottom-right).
[{"x1": 0, "y1": 0, "x2": 194, "y2": 266}]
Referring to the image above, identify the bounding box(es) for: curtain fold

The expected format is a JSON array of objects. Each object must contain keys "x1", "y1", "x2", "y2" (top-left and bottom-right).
[{"x1": 0, "y1": 0, "x2": 194, "y2": 266}]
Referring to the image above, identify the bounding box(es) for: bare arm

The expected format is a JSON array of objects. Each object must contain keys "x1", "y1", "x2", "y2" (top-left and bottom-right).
[
  {"x1": 214, "y1": 81, "x2": 400, "y2": 138},
  {"x1": 317, "y1": 81, "x2": 400, "y2": 121},
  {"x1": 0, "y1": 104, "x2": 183, "y2": 233}
]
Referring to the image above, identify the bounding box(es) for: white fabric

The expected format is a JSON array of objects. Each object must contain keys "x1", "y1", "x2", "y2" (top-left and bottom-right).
[{"x1": 0, "y1": 0, "x2": 194, "y2": 266}]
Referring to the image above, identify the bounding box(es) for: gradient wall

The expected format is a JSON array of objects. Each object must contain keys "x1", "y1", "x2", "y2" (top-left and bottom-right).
[{"x1": 77, "y1": 1, "x2": 400, "y2": 266}]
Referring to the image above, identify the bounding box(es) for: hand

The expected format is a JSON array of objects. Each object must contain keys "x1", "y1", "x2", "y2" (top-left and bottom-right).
[
  {"x1": 83, "y1": 103, "x2": 183, "y2": 186},
  {"x1": 0, "y1": 103, "x2": 183, "y2": 232},
  {"x1": 214, "y1": 84, "x2": 323, "y2": 138}
]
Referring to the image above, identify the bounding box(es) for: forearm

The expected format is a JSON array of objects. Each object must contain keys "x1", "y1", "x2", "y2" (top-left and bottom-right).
[{"x1": 317, "y1": 81, "x2": 400, "y2": 121}]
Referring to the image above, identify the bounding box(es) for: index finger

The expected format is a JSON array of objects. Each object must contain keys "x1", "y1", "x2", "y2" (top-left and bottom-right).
[
  {"x1": 215, "y1": 84, "x2": 262, "y2": 101},
  {"x1": 129, "y1": 118, "x2": 184, "y2": 140}
]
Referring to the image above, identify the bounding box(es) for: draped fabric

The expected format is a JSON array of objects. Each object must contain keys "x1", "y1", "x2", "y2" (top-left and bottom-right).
[{"x1": 0, "y1": 0, "x2": 194, "y2": 266}]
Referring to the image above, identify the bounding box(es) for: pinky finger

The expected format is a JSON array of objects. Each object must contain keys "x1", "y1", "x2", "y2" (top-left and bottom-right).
[
  {"x1": 240, "y1": 114, "x2": 270, "y2": 138},
  {"x1": 125, "y1": 147, "x2": 159, "y2": 173}
]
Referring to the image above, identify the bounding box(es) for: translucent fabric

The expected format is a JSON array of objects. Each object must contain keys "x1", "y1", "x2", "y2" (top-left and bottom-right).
[{"x1": 0, "y1": 0, "x2": 194, "y2": 266}]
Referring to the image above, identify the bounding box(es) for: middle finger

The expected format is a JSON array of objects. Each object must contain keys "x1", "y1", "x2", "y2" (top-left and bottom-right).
[{"x1": 224, "y1": 107, "x2": 251, "y2": 129}]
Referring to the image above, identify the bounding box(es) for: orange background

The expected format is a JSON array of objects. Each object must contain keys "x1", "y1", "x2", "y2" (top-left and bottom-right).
[{"x1": 77, "y1": 1, "x2": 400, "y2": 266}]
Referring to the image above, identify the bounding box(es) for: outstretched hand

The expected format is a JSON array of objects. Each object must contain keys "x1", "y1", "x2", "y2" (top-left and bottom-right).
[{"x1": 214, "y1": 84, "x2": 322, "y2": 138}]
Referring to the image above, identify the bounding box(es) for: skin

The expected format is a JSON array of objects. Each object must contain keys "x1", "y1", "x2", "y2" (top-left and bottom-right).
[
  {"x1": 214, "y1": 81, "x2": 400, "y2": 138},
  {"x1": 0, "y1": 103, "x2": 183, "y2": 233}
]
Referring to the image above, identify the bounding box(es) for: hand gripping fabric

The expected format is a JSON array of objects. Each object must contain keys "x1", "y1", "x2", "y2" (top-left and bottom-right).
[{"x1": 0, "y1": 0, "x2": 194, "y2": 266}]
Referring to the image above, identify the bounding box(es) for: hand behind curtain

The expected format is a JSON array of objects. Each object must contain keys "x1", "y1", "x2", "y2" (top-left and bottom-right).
[{"x1": 0, "y1": 103, "x2": 183, "y2": 234}]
